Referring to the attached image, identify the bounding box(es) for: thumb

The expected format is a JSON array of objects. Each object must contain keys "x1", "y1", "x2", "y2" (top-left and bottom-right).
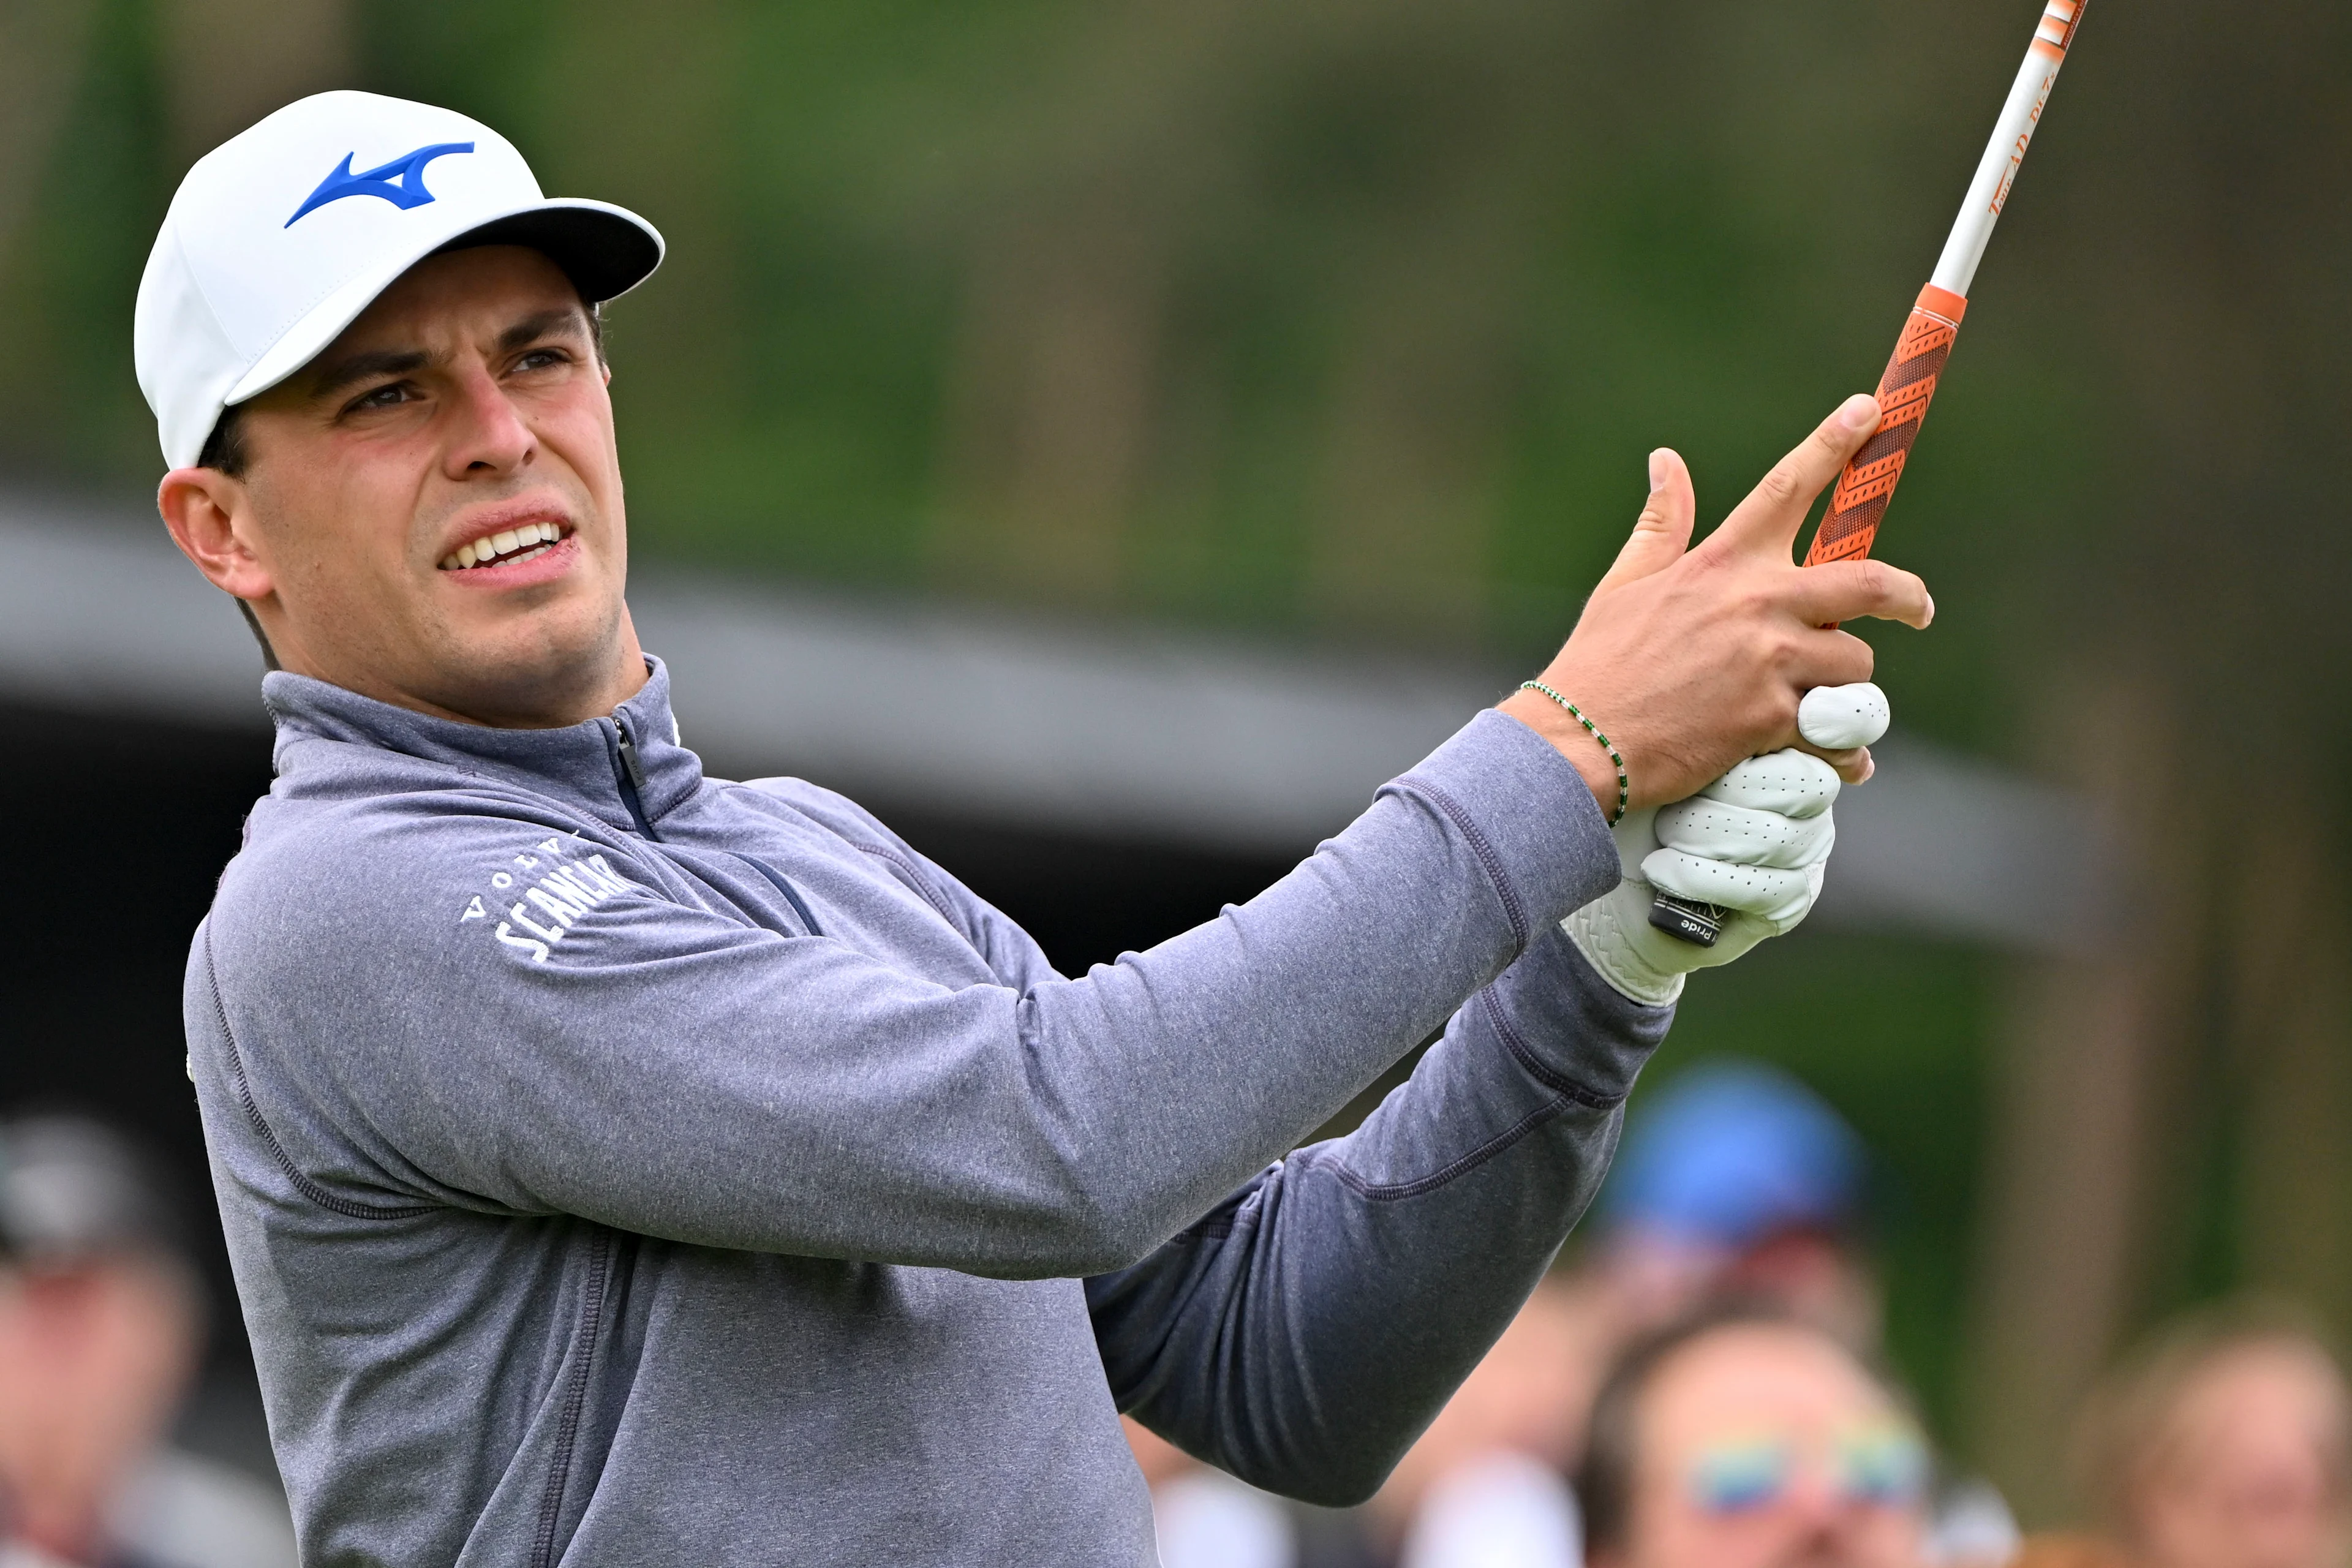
[{"x1": 1596, "y1": 448, "x2": 1695, "y2": 591}]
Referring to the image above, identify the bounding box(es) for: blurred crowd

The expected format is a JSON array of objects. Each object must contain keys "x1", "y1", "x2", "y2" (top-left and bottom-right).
[
  {"x1": 1129, "y1": 1060, "x2": 2352, "y2": 1568},
  {"x1": 2, "y1": 1079, "x2": 2345, "y2": 1567},
  {"x1": 0, "y1": 1117, "x2": 293, "y2": 1568}
]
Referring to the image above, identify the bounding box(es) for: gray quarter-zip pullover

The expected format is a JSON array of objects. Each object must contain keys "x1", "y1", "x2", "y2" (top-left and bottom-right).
[{"x1": 187, "y1": 657, "x2": 1669, "y2": 1566}]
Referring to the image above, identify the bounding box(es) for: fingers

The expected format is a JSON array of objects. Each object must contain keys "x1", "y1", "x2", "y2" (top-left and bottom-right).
[
  {"x1": 1798, "y1": 744, "x2": 1874, "y2": 785},
  {"x1": 1595, "y1": 448, "x2": 1696, "y2": 591},
  {"x1": 1785, "y1": 557, "x2": 1935, "y2": 630},
  {"x1": 1642, "y1": 848, "x2": 1821, "y2": 927},
  {"x1": 1782, "y1": 684, "x2": 1877, "y2": 783},
  {"x1": 1708, "y1": 393, "x2": 1882, "y2": 557},
  {"x1": 1656, "y1": 794, "x2": 1836, "y2": 869},
  {"x1": 1768, "y1": 622, "x2": 1882, "y2": 711},
  {"x1": 1697, "y1": 750, "x2": 1841, "y2": 817},
  {"x1": 1797, "y1": 682, "x2": 1890, "y2": 749}
]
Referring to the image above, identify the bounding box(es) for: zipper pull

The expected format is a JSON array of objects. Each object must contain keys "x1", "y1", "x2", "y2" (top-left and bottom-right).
[{"x1": 608, "y1": 719, "x2": 661, "y2": 840}]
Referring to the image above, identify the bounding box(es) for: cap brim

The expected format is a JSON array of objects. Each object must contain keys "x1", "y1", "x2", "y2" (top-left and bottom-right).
[
  {"x1": 222, "y1": 196, "x2": 663, "y2": 409},
  {"x1": 428, "y1": 200, "x2": 663, "y2": 305}
]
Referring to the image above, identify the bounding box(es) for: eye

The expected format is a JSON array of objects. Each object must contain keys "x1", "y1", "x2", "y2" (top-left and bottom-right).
[
  {"x1": 342, "y1": 382, "x2": 413, "y2": 416},
  {"x1": 1834, "y1": 1427, "x2": 1928, "y2": 1506},
  {"x1": 1692, "y1": 1438, "x2": 1791, "y2": 1515},
  {"x1": 513, "y1": 347, "x2": 571, "y2": 374}
]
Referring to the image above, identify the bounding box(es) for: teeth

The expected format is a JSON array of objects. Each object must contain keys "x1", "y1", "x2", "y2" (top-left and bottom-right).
[{"x1": 438, "y1": 522, "x2": 569, "y2": 570}]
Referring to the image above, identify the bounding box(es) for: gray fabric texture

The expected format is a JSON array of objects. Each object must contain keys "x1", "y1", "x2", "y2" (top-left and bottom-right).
[{"x1": 185, "y1": 656, "x2": 1670, "y2": 1566}]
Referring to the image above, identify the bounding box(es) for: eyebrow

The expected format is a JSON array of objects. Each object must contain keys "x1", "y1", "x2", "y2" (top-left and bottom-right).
[
  {"x1": 307, "y1": 347, "x2": 431, "y2": 404},
  {"x1": 498, "y1": 308, "x2": 589, "y2": 353},
  {"x1": 305, "y1": 308, "x2": 592, "y2": 404}
]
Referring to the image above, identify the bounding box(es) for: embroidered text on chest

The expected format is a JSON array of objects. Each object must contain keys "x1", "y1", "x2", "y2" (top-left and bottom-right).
[{"x1": 459, "y1": 837, "x2": 638, "y2": 963}]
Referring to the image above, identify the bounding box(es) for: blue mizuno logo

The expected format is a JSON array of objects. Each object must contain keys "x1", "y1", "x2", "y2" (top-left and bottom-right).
[{"x1": 285, "y1": 141, "x2": 475, "y2": 227}]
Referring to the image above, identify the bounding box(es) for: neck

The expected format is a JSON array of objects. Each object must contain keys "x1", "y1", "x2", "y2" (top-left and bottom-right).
[{"x1": 264, "y1": 609, "x2": 651, "y2": 729}]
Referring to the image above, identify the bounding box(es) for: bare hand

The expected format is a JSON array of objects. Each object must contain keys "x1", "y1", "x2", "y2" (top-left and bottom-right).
[{"x1": 1501, "y1": 393, "x2": 1934, "y2": 813}]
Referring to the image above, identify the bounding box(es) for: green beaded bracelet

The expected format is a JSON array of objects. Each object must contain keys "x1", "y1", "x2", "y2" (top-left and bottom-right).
[{"x1": 1520, "y1": 681, "x2": 1628, "y2": 824}]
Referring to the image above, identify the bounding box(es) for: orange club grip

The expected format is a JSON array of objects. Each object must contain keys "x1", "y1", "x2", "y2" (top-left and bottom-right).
[{"x1": 1803, "y1": 283, "x2": 1967, "y2": 567}]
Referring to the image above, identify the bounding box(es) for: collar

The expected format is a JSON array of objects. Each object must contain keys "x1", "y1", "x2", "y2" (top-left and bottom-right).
[{"x1": 262, "y1": 654, "x2": 705, "y2": 831}]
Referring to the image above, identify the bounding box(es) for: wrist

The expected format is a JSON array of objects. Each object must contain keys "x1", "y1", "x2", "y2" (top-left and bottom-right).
[
  {"x1": 1499, "y1": 687, "x2": 1626, "y2": 823},
  {"x1": 1498, "y1": 691, "x2": 1616, "y2": 812},
  {"x1": 1559, "y1": 889, "x2": 1689, "y2": 1007}
]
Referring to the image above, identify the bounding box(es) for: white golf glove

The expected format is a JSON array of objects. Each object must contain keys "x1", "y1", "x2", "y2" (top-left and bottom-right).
[{"x1": 1561, "y1": 682, "x2": 1890, "y2": 1005}]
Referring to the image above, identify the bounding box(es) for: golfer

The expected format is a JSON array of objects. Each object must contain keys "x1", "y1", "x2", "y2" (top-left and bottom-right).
[{"x1": 142, "y1": 94, "x2": 1929, "y2": 1564}]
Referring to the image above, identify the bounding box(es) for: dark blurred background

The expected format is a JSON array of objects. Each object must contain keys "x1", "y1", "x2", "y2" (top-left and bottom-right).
[{"x1": 0, "y1": 0, "x2": 2345, "y2": 1534}]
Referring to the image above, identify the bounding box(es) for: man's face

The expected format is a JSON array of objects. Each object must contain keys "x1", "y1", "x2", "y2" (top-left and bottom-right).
[
  {"x1": 1610, "y1": 1324, "x2": 1928, "y2": 1568},
  {"x1": 167, "y1": 244, "x2": 642, "y2": 726},
  {"x1": 0, "y1": 1258, "x2": 197, "y2": 1557},
  {"x1": 2132, "y1": 1344, "x2": 2351, "y2": 1568}
]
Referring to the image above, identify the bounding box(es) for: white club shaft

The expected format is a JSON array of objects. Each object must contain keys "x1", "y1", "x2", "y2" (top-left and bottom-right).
[{"x1": 1929, "y1": 0, "x2": 2086, "y2": 298}]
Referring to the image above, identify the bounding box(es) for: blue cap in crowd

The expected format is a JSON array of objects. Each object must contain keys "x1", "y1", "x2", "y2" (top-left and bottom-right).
[{"x1": 1600, "y1": 1058, "x2": 1867, "y2": 1250}]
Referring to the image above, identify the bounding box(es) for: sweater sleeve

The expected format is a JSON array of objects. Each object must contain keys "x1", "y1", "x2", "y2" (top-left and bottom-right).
[
  {"x1": 1084, "y1": 923, "x2": 1670, "y2": 1505},
  {"x1": 202, "y1": 710, "x2": 1624, "y2": 1279}
]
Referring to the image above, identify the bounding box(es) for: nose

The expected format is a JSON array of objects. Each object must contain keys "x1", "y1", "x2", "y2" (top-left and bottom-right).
[
  {"x1": 439, "y1": 359, "x2": 535, "y2": 480},
  {"x1": 1783, "y1": 1470, "x2": 1850, "y2": 1532}
]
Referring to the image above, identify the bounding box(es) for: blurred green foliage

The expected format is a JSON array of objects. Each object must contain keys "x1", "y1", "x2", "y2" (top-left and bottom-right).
[{"x1": 0, "y1": 0, "x2": 2104, "y2": 752}]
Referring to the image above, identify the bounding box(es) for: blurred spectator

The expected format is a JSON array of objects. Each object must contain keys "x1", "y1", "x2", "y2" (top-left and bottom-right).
[
  {"x1": 1597, "y1": 1061, "x2": 2014, "y2": 1566},
  {"x1": 1323, "y1": 1060, "x2": 2013, "y2": 1567},
  {"x1": 1373, "y1": 1273, "x2": 1599, "y2": 1568},
  {"x1": 1158, "y1": 1062, "x2": 2008, "y2": 1568},
  {"x1": 1596, "y1": 1060, "x2": 1876, "y2": 1349},
  {"x1": 2068, "y1": 1300, "x2": 2351, "y2": 1568},
  {"x1": 1125, "y1": 1415, "x2": 1298, "y2": 1568},
  {"x1": 1574, "y1": 1302, "x2": 1929, "y2": 1568},
  {"x1": 0, "y1": 1115, "x2": 295, "y2": 1568}
]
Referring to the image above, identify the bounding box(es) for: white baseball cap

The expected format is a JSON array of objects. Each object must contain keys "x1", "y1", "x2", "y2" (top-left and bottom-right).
[{"x1": 135, "y1": 89, "x2": 663, "y2": 469}]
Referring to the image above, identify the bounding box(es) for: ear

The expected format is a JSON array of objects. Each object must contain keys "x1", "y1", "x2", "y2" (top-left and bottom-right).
[{"x1": 158, "y1": 467, "x2": 274, "y2": 601}]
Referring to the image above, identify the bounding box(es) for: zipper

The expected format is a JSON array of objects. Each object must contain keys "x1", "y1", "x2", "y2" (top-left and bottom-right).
[
  {"x1": 731, "y1": 853, "x2": 826, "y2": 939},
  {"x1": 607, "y1": 712, "x2": 823, "y2": 937},
  {"x1": 606, "y1": 716, "x2": 660, "y2": 840},
  {"x1": 530, "y1": 1227, "x2": 614, "y2": 1568}
]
